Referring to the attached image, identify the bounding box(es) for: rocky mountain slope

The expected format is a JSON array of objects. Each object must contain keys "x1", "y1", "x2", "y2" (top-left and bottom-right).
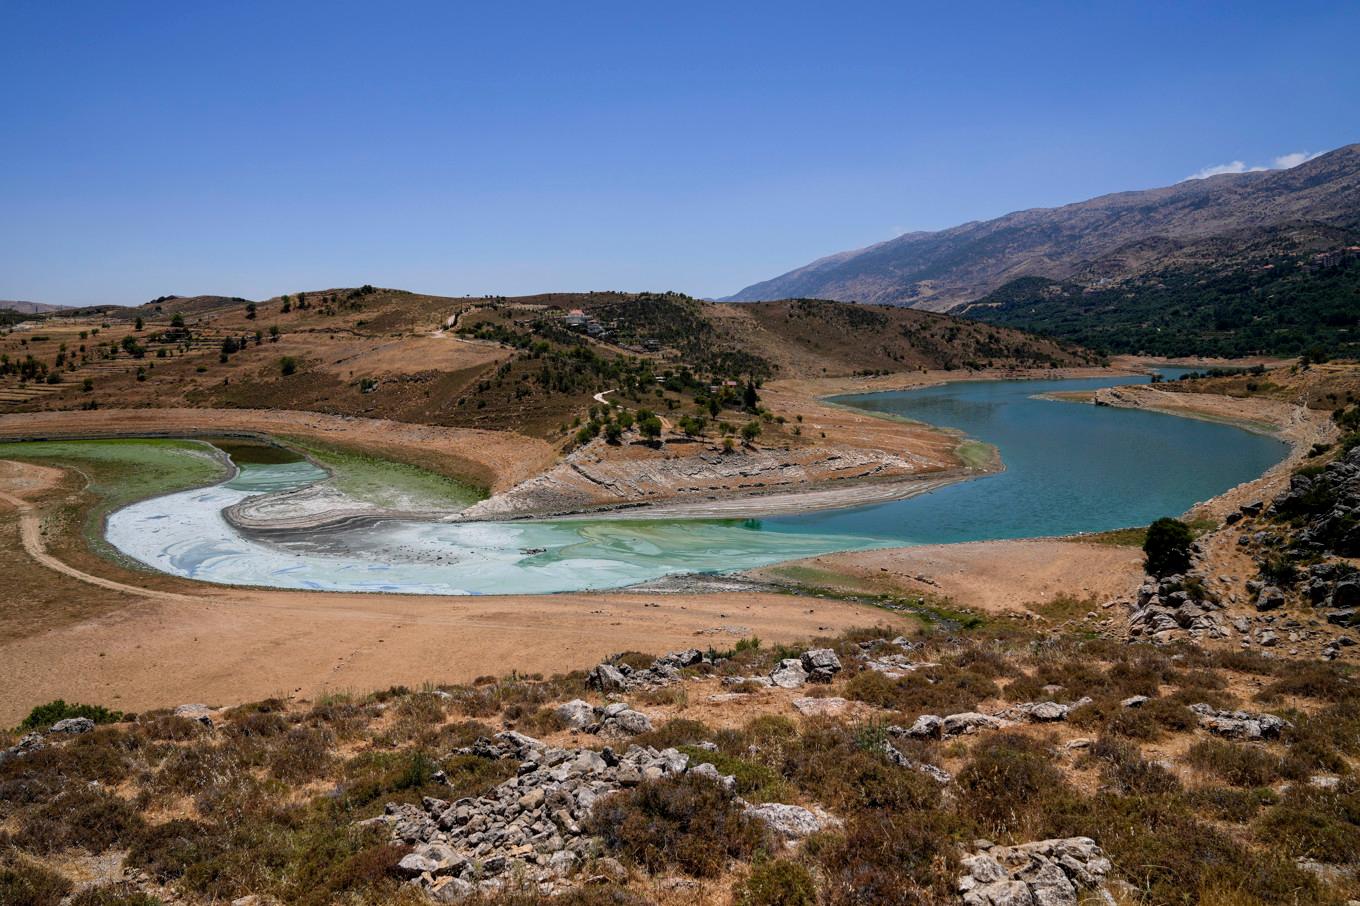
[{"x1": 726, "y1": 143, "x2": 1360, "y2": 313}]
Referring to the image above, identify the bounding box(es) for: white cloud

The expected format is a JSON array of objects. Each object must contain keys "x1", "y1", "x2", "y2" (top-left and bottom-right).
[
  {"x1": 1184, "y1": 150, "x2": 1324, "y2": 181},
  {"x1": 1272, "y1": 150, "x2": 1324, "y2": 169}
]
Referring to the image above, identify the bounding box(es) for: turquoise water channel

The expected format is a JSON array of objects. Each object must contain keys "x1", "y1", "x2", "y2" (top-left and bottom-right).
[{"x1": 103, "y1": 372, "x2": 1287, "y2": 595}]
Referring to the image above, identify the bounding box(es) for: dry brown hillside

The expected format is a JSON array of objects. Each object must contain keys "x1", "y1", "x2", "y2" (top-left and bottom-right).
[{"x1": 0, "y1": 288, "x2": 1095, "y2": 439}]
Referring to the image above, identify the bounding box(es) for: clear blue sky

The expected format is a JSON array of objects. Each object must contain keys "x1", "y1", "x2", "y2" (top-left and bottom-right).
[{"x1": 3, "y1": 1, "x2": 1357, "y2": 306}]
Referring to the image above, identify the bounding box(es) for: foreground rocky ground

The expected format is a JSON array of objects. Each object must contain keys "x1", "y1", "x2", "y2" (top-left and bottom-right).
[{"x1": 3, "y1": 588, "x2": 1358, "y2": 906}]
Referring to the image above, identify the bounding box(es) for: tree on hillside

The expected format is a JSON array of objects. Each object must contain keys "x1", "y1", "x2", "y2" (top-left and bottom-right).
[
  {"x1": 134, "y1": 316, "x2": 144, "y2": 331},
  {"x1": 743, "y1": 379, "x2": 760, "y2": 411},
  {"x1": 637, "y1": 410, "x2": 663, "y2": 443},
  {"x1": 1144, "y1": 517, "x2": 1193, "y2": 576}
]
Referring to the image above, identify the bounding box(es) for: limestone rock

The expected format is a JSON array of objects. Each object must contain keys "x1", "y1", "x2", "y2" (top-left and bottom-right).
[
  {"x1": 769, "y1": 659, "x2": 809, "y2": 688},
  {"x1": 800, "y1": 648, "x2": 842, "y2": 682}
]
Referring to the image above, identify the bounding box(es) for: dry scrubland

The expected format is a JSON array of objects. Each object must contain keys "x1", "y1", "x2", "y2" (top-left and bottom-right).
[
  {"x1": 3, "y1": 620, "x2": 1358, "y2": 906},
  {"x1": 4, "y1": 294, "x2": 1360, "y2": 904}
]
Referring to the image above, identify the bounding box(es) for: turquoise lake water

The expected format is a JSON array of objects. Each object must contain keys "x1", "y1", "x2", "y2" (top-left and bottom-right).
[{"x1": 104, "y1": 372, "x2": 1289, "y2": 595}]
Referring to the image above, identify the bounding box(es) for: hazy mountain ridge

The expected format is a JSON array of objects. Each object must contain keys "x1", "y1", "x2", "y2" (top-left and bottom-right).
[
  {"x1": 0, "y1": 299, "x2": 67, "y2": 314},
  {"x1": 726, "y1": 143, "x2": 1360, "y2": 311}
]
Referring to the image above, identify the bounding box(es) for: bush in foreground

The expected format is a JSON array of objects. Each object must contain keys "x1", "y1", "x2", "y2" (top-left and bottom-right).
[
  {"x1": 587, "y1": 774, "x2": 768, "y2": 877},
  {"x1": 18, "y1": 699, "x2": 123, "y2": 731}
]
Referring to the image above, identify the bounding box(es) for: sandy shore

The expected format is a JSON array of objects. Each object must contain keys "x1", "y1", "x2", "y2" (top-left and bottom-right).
[
  {"x1": 751, "y1": 539, "x2": 1144, "y2": 614},
  {"x1": 0, "y1": 583, "x2": 904, "y2": 727}
]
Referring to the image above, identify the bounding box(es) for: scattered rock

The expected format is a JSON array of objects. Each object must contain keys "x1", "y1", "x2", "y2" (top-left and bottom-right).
[
  {"x1": 586, "y1": 649, "x2": 707, "y2": 693},
  {"x1": 743, "y1": 803, "x2": 831, "y2": 841},
  {"x1": 1190, "y1": 703, "x2": 1291, "y2": 740},
  {"x1": 373, "y1": 730, "x2": 743, "y2": 896},
  {"x1": 958, "y1": 837, "x2": 1111, "y2": 906},
  {"x1": 791, "y1": 696, "x2": 849, "y2": 717}
]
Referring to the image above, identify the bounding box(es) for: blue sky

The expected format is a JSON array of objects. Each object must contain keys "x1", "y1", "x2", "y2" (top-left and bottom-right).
[{"x1": 2, "y1": 1, "x2": 1357, "y2": 306}]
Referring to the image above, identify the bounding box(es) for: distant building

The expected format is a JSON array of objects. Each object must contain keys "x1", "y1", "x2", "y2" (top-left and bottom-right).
[{"x1": 564, "y1": 309, "x2": 588, "y2": 327}]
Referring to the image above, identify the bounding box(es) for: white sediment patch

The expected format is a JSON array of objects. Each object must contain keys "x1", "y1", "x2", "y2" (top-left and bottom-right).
[{"x1": 106, "y1": 466, "x2": 882, "y2": 595}]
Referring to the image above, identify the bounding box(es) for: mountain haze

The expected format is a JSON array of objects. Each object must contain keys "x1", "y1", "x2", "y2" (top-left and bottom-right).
[{"x1": 726, "y1": 143, "x2": 1360, "y2": 312}]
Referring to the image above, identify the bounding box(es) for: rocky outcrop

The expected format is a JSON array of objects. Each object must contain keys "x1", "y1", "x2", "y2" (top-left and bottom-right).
[
  {"x1": 458, "y1": 444, "x2": 934, "y2": 521},
  {"x1": 1271, "y1": 446, "x2": 1360, "y2": 556},
  {"x1": 1127, "y1": 570, "x2": 1228, "y2": 643},
  {"x1": 373, "y1": 732, "x2": 727, "y2": 898},
  {"x1": 958, "y1": 837, "x2": 1111, "y2": 906},
  {"x1": 585, "y1": 649, "x2": 705, "y2": 693},
  {"x1": 1190, "y1": 703, "x2": 1291, "y2": 740},
  {"x1": 551, "y1": 700, "x2": 654, "y2": 737},
  {"x1": 372, "y1": 730, "x2": 831, "y2": 900}
]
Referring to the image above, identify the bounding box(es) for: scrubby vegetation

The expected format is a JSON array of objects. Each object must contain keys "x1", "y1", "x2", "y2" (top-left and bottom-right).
[{"x1": 2, "y1": 616, "x2": 1355, "y2": 905}]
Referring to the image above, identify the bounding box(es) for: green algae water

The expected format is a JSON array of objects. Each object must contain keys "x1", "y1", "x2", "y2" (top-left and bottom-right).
[{"x1": 98, "y1": 372, "x2": 1287, "y2": 594}]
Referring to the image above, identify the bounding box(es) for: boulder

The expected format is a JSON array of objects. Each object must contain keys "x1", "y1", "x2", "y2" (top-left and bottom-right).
[
  {"x1": 610, "y1": 709, "x2": 654, "y2": 735},
  {"x1": 769, "y1": 659, "x2": 809, "y2": 688},
  {"x1": 1255, "y1": 587, "x2": 1286, "y2": 611},
  {"x1": 800, "y1": 648, "x2": 842, "y2": 682},
  {"x1": 174, "y1": 703, "x2": 215, "y2": 727},
  {"x1": 554, "y1": 699, "x2": 596, "y2": 730},
  {"x1": 942, "y1": 712, "x2": 1008, "y2": 737},
  {"x1": 586, "y1": 664, "x2": 628, "y2": 692},
  {"x1": 49, "y1": 717, "x2": 96, "y2": 734},
  {"x1": 893, "y1": 714, "x2": 943, "y2": 739},
  {"x1": 743, "y1": 803, "x2": 827, "y2": 840}
]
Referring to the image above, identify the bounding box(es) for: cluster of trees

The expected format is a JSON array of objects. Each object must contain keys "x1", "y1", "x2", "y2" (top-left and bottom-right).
[{"x1": 965, "y1": 252, "x2": 1360, "y2": 358}]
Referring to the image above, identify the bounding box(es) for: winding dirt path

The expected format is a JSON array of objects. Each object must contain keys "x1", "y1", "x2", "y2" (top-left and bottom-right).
[{"x1": 0, "y1": 461, "x2": 191, "y2": 602}]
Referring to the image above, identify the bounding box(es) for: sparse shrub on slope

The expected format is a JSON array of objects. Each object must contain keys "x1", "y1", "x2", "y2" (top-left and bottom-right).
[
  {"x1": 0, "y1": 857, "x2": 72, "y2": 906},
  {"x1": 956, "y1": 732, "x2": 1076, "y2": 838},
  {"x1": 588, "y1": 773, "x2": 769, "y2": 877},
  {"x1": 736, "y1": 859, "x2": 817, "y2": 906}
]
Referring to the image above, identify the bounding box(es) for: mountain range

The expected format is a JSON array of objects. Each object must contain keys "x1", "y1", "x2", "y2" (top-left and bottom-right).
[{"x1": 725, "y1": 144, "x2": 1360, "y2": 333}]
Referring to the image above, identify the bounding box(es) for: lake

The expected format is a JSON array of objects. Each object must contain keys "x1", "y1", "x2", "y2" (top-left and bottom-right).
[{"x1": 104, "y1": 372, "x2": 1288, "y2": 595}]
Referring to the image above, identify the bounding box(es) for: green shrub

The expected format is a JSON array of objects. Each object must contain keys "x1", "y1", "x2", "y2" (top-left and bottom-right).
[
  {"x1": 843, "y1": 667, "x2": 997, "y2": 715},
  {"x1": 1090, "y1": 737, "x2": 1181, "y2": 795},
  {"x1": 1255, "y1": 786, "x2": 1360, "y2": 863},
  {"x1": 0, "y1": 857, "x2": 72, "y2": 906},
  {"x1": 781, "y1": 721, "x2": 941, "y2": 814},
  {"x1": 1186, "y1": 739, "x2": 1305, "y2": 788},
  {"x1": 678, "y1": 745, "x2": 792, "y2": 803},
  {"x1": 736, "y1": 859, "x2": 816, "y2": 906},
  {"x1": 18, "y1": 699, "x2": 123, "y2": 731},
  {"x1": 956, "y1": 733, "x2": 1073, "y2": 837},
  {"x1": 127, "y1": 819, "x2": 225, "y2": 882},
  {"x1": 588, "y1": 774, "x2": 768, "y2": 877},
  {"x1": 1143, "y1": 517, "x2": 1193, "y2": 576},
  {"x1": 14, "y1": 786, "x2": 145, "y2": 853},
  {"x1": 1188, "y1": 786, "x2": 1278, "y2": 823},
  {"x1": 809, "y1": 810, "x2": 958, "y2": 904}
]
